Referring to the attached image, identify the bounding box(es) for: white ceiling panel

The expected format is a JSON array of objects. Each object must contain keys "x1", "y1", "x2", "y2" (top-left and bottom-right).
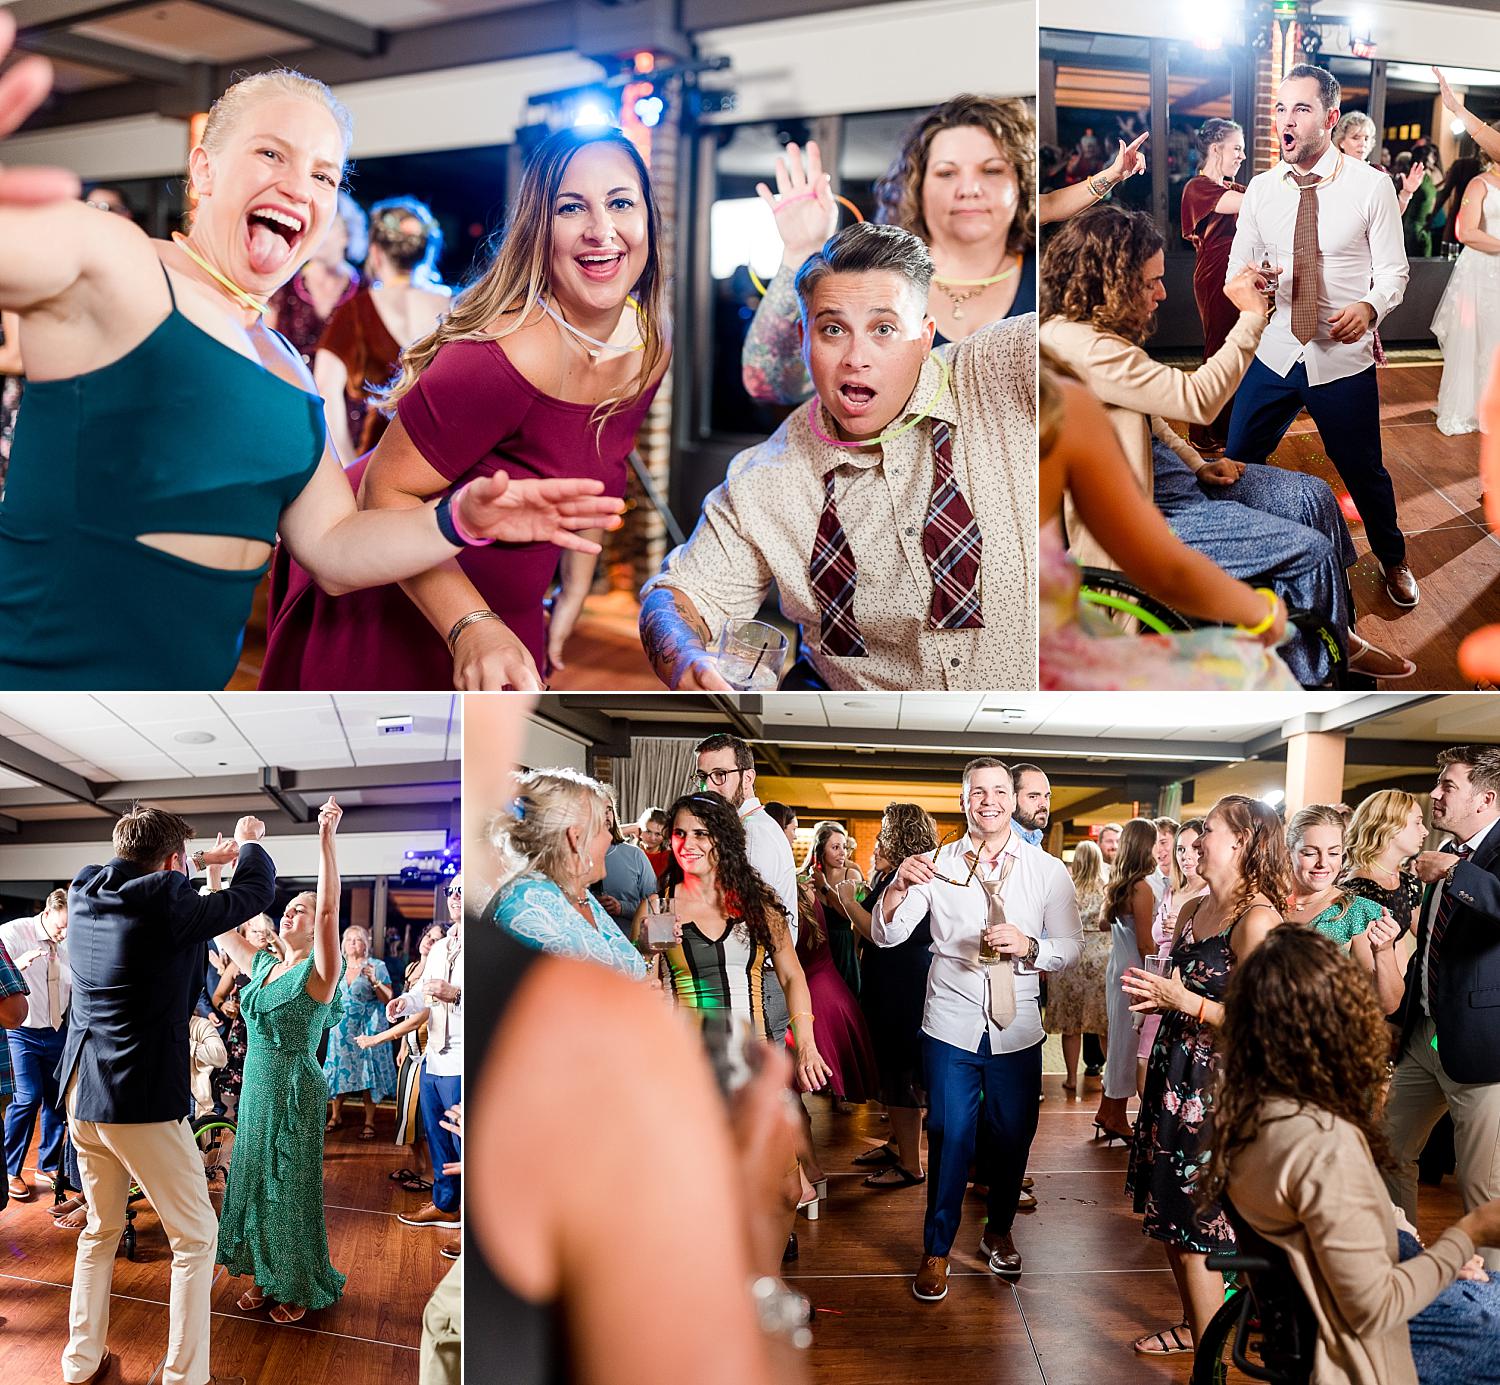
[
  {"x1": 0, "y1": 767, "x2": 36, "y2": 791},
  {"x1": 0, "y1": 696, "x2": 120, "y2": 735},
  {"x1": 96, "y1": 693, "x2": 229, "y2": 725}
]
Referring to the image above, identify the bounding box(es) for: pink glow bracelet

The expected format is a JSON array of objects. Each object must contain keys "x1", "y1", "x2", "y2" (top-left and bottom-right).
[
  {"x1": 772, "y1": 187, "x2": 821, "y2": 215},
  {"x1": 444, "y1": 483, "x2": 494, "y2": 547}
]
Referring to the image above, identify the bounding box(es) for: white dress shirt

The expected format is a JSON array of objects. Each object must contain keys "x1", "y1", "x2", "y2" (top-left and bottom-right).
[
  {"x1": 420, "y1": 930, "x2": 463, "y2": 1078},
  {"x1": 1420, "y1": 817, "x2": 1500, "y2": 1015},
  {"x1": 0, "y1": 914, "x2": 70, "y2": 1029},
  {"x1": 1227, "y1": 142, "x2": 1408, "y2": 386},
  {"x1": 741, "y1": 796, "x2": 799, "y2": 944},
  {"x1": 872, "y1": 832, "x2": 1081, "y2": 1054}
]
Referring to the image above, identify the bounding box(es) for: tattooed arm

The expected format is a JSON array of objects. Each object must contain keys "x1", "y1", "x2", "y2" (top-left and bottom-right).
[{"x1": 638, "y1": 587, "x2": 735, "y2": 691}]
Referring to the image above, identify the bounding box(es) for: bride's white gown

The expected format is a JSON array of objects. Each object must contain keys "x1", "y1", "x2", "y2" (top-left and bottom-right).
[{"x1": 1432, "y1": 178, "x2": 1500, "y2": 435}]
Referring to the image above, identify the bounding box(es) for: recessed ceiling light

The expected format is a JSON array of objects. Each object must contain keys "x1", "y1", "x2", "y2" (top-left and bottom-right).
[{"x1": 174, "y1": 731, "x2": 215, "y2": 745}]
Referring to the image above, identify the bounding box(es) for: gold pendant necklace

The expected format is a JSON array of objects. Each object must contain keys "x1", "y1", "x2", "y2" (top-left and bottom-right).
[{"x1": 170, "y1": 232, "x2": 269, "y2": 317}]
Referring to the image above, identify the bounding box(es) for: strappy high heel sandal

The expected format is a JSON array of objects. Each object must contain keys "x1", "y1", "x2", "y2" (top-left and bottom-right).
[
  {"x1": 237, "y1": 1287, "x2": 268, "y2": 1312},
  {"x1": 269, "y1": 1302, "x2": 306, "y2": 1324}
]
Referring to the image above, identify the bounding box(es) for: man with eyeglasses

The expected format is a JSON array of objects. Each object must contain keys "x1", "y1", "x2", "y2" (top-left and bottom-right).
[
  {"x1": 872, "y1": 757, "x2": 1080, "y2": 1303},
  {"x1": 693, "y1": 733, "x2": 799, "y2": 1042}
]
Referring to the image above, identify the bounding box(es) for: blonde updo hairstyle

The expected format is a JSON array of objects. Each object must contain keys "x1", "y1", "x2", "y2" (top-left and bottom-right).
[
  {"x1": 189, "y1": 69, "x2": 353, "y2": 220},
  {"x1": 491, "y1": 768, "x2": 615, "y2": 891},
  {"x1": 1285, "y1": 803, "x2": 1350, "y2": 854}
]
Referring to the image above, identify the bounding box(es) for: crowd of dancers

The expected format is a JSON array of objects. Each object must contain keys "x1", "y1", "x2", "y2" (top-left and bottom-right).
[
  {"x1": 0, "y1": 16, "x2": 1036, "y2": 693},
  {"x1": 0, "y1": 800, "x2": 463, "y2": 1385},
  {"x1": 1041, "y1": 61, "x2": 1500, "y2": 691},
  {"x1": 483, "y1": 736, "x2": 1500, "y2": 1381}
]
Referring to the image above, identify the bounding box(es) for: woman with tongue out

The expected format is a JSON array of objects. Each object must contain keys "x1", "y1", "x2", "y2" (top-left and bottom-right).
[
  {"x1": 0, "y1": 52, "x2": 625, "y2": 691},
  {"x1": 259, "y1": 124, "x2": 670, "y2": 691}
]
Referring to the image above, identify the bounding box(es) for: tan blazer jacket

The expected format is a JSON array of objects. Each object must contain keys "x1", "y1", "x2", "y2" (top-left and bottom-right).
[
  {"x1": 1228, "y1": 1098, "x2": 1473, "y2": 1385},
  {"x1": 1038, "y1": 310, "x2": 1265, "y2": 570}
]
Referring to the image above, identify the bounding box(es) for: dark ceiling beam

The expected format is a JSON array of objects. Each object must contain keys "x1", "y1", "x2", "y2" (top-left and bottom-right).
[
  {"x1": 0, "y1": 735, "x2": 104, "y2": 811},
  {"x1": 0, "y1": 813, "x2": 19, "y2": 834},
  {"x1": 16, "y1": 28, "x2": 194, "y2": 84},
  {"x1": 532, "y1": 706, "x2": 632, "y2": 758},
  {"x1": 1342, "y1": 741, "x2": 1455, "y2": 770},
  {"x1": 8, "y1": 0, "x2": 148, "y2": 31},
  {"x1": 90, "y1": 761, "x2": 460, "y2": 806},
  {"x1": 1060, "y1": 786, "x2": 1158, "y2": 820},
  {"x1": 708, "y1": 694, "x2": 784, "y2": 774},
  {"x1": 758, "y1": 725, "x2": 1246, "y2": 762},
  {"x1": 681, "y1": 0, "x2": 921, "y2": 26},
  {"x1": 260, "y1": 766, "x2": 310, "y2": 824},
  {"x1": 197, "y1": 0, "x2": 383, "y2": 57}
]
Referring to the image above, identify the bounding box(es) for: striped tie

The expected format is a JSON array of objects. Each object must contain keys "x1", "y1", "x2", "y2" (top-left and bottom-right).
[
  {"x1": 1428, "y1": 842, "x2": 1473, "y2": 987},
  {"x1": 1290, "y1": 171, "x2": 1322, "y2": 345},
  {"x1": 809, "y1": 470, "x2": 868, "y2": 658},
  {"x1": 923, "y1": 421, "x2": 984, "y2": 629}
]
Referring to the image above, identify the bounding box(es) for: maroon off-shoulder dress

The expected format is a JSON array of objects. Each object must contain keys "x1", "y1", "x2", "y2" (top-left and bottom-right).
[
  {"x1": 259, "y1": 338, "x2": 656, "y2": 689},
  {"x1": 1181, "y1": 175, "x2": 1245, "y2": 452}
]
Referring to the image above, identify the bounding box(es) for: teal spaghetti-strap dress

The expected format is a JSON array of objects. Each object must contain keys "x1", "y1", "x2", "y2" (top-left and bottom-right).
[
  {"x1": 0, "y1": 262, "x2": 323, "y2": 689},
  {"x1": 218, "y1": 949, "x2": 347, "y2": 1311}
]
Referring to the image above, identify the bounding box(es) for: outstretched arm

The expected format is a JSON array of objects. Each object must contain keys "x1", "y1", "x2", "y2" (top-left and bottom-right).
[
  {"x1": 1037, "y1": 133, "x2": 1149, "y2": 226},
  {"x1": 306, "y1": 797, "x2": 343, "y2": 1004},
  {"x1": 1436, "y1": 67, "x2": 1500, "y2": 167},
  {"x1": 638, "y1": 586, "x2": 735, "y2": 691},
  {"x1": 173, "y1": 819, "x2": 276, "y2": 947}
]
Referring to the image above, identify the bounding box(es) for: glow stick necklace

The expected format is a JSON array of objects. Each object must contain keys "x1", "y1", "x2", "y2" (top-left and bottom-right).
[
  {"x1": 170, "y1": 232, "x2": 268, "y2": 317},
  {"x1": 541, "y1": 297, "x2": 644, "y2": 357},
  {"x1": 805, "y1": 354, "x2": 950, "y2": 450}
]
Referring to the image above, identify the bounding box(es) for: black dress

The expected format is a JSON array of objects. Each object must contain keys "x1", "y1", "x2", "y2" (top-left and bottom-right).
[
  {"x1": 857, "y1": 870, "x2": 933, "y2": 1108},
  {"x1": 1125, "y1": 912, "x2": 1239, "y2": 1254},
  {"x1": 1345, "y1": 871, "x2": 1423, "y2": 937}
]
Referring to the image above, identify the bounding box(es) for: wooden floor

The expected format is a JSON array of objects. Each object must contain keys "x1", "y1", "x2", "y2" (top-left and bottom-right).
[
  {"x1": 1246, "y1": 361, "x2": 1500, "y2": 690},
  {"x1": 1, "y1": 1106, "x2": 446, "y2": 1384},
  {"x1": 795, "y1": 1068, "x2": 1464, "y2": 1383}
]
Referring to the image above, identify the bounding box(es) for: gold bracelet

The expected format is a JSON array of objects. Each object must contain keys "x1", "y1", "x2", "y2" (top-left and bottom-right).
[
  {"x1": 789, "y1": 1010, "x2": 814, "y2": 1025},
  {"x1": 1236, "y1": 587, "x2": 1279, "y2": 637}
]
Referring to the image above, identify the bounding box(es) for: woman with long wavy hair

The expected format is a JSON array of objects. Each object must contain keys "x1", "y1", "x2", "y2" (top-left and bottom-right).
[
  {"x1": 1343, "y1": 788, "x2": 1429, "y2": 937},
  {"x1": 1207, "y1": 925, "x2": 1500, "y2": 1385},
  {"x1": 1044, "y1": 838, "x2": 1110, "y2": 1096},
  {"x1": 740, "y1": 94, "x2": 1036, "y2": 404},
  {"x1": 1095, "y1": 818, "x2": 1159, "y2": 1142},
  {"x1": 261, "y1": 125, "x2": 669, "y2": 692},
  {"x1": 802, "y1": 820, "x2": 864, "y2": 998},
  {"x1": 651, "y1": 793, "x2": 831, "y2": 1097},
  {"x1": 1118, "y1": 795, "x2": 1286, "y2": 1358}
]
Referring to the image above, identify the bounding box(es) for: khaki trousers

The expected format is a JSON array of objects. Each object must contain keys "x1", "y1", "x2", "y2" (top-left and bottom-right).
[
  {"x1": 419, "y1": 1259, "x2": 462, "y2": 1385},
  {"x1": 63, "y1": 1078, "x2": 218, "y2": 1385},
  {"x1": 1384, "y1": 1014, "x2": 1500, "y2": 1269}
]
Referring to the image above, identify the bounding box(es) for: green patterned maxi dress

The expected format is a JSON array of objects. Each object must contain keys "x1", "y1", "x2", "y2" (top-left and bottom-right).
[{"x1": 218, "y1": 948, "x2": 348, "y2": 1309}]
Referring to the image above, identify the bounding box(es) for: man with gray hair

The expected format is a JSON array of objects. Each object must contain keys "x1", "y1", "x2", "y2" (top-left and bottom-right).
[{"x1": 639, "y1": 220, "x2": 1036, "y2": 692}]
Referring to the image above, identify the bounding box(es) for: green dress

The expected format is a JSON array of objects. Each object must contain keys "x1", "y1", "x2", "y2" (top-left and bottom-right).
[
  {"x1": 218, "y1": 949, "x2": 347, "y2": 1309},
  {"x1": 1307, "y1": 892, "x2": 1383, "y2": 948}
]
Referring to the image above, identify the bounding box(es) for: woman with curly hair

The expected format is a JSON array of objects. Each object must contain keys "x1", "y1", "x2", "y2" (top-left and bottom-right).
[
  {"x1": 652, "y1": 793, "x2": 831, "y2": 1096},
  {"x1": 1343, "y1": 789, "x2": 1428, "y2": 937},
  {"x1": 741, "y1": 93, "x2": 1036, "y2": 404},
  {"x1": 1118, "y1": 795, "x2": 1286, "y2": 1357},
  {"x1": 1039, "y1": 204, "x2": 1410, "y2": 685},
  {"x1": 843, "y1": 803, "x2": 941, "y2": 1186},
  {"x1": 1283, "y1": 804, "x2": 1405, "y2": 1013},
  {"x1": 1208, "y1": 925, "x2": 1500, "y2": 1384}
]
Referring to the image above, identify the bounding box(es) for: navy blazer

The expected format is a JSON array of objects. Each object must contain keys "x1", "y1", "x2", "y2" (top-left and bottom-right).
[
  {"x1": 1398, "y1": 825, "x2": 1500, "y2": 1085},
  {"x1": 58, "y1": 842, "x2": 276, "y2": 1124}
]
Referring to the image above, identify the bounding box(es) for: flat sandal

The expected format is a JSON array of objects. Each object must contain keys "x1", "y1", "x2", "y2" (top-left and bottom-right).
[{"x1": 1133, "y1": 1322, "x2": 1192, "y2": 1355}]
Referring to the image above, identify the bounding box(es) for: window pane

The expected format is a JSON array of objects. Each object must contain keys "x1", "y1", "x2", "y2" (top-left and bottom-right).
[
  {"x1": 1041, "y1": 31, "x2": 1152, "y2": 213},
  {"x1": 1166, "y1": 41, "x2": 1235, "y2": 243},
  {"x1": 707, "y1": 118, "x2": 814, "y2": 436},
  {"x1": 837, "y1": 107, "x2": 928, "y2": 218}
]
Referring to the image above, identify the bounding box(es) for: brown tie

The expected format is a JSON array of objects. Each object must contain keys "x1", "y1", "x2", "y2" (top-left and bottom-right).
[{"x1": 1290, "y1": 171, "x2": 1322, "y2": 344}]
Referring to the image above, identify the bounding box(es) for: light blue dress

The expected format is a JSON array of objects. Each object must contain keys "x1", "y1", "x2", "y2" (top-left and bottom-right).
[
  {"x1": 321, "y1": 957, "x2": 398, "y2": 1101},
  {"x1": 486, "y1": 874, "x2": 647, "y2": 981}
]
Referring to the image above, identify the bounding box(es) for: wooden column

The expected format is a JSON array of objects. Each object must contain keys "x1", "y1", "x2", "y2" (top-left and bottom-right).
[{"x1": 1284, "y1": 731, "x2": 1347, "y2": 814}]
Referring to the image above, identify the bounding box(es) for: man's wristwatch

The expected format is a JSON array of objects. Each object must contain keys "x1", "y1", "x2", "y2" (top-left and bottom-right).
[
  {"x1": 191, "y1": 850, "x2": 207, "y2": 871},
  {"x1": 1023, "y1": 936, "x2": 1041, "y2": 968}
]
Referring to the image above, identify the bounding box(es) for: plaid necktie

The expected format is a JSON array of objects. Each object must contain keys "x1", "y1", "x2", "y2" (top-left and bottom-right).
[
  {"x1": 1290, "y1": 170, "x2": 1322, "y2": 345},
  {"x1": 809, "y1": 470, "x2": 868, "y2": 658},
  {"x1": 1427, "y1": 842, "x2": 1473, "y2": 987},
  {"x1": 923, "y1": 420, "x2": 984, "y2": 630}
]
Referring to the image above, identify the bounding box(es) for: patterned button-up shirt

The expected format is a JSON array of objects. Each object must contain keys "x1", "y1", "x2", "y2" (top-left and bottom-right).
[
  {"x1": 643, "y1": 314, "x2": 1037, "y2": 690},
  {"x1": 0, "y1": 936, "x2": 30, "y2": 1097}
]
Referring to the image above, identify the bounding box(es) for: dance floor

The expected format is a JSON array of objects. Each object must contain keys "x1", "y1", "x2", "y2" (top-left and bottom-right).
[
  {"x1": 2, "y1": 1107, "x2": 445, "y2": 1384},
  {"x1": 1191, "y1": 359, "x2": 1500, "y2": 690},
  {"x1": 796, "y1": 1067, "x2": 1465, "y2": 1384}
]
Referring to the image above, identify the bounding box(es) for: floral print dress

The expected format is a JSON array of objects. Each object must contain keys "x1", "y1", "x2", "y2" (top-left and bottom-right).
[{"x1": 1125, "y1": 917, "x2": 1238, "y2": 1253}]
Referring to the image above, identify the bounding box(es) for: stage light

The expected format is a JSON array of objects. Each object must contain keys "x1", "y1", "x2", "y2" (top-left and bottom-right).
[
  {"x1": 573, "y1": 100, "x2": 614, "y2": 130},
  {"x1": 1184, "y1": 0, "x2": 1231, "y2": 51},
  {"x1": 633, "y1": 94, "x2": 665, "y2": 127}
]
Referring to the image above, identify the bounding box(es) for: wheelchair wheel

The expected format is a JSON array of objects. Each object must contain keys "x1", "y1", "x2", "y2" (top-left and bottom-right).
[
  {"x1": 1078, "y1": 568, "x2": 1196, "y2": 634},
  {"x1": 1189, "y1": 1291, "x2": 1278, "y2": 1384},
  {"x1": 122, "y1": 1221, "x2": 137, "y2": 1261},
  {"x1": 192, "y1": 1115, "x2": 236, "y2": 1186}
]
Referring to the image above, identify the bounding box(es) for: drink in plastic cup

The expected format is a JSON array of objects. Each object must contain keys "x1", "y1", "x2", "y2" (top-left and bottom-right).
[
  {"x1": 645, "y1": 901, "x2": 677, "y2": 952},
  {"x1": 1144, "y1": 952, "x2": 1173, "y2": 978},
  {"x1": 715, "y1": 620, "x2": 788, "y2": 691}
]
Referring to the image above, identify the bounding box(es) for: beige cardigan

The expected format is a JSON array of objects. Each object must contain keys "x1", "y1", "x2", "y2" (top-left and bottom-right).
[
  {"x1": 1038, "y1": 310, "x2": 1265, "y2": 570},
  {"x1": 1227, "y1": 1098, "x2": 1474, "y2": 1385}
]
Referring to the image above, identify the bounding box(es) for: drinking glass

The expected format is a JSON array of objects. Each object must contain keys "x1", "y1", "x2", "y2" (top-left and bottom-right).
[
  {"x1": 1143, "y1": 952, "x2": 1174, "y2": 979},
  {"x1": 1248, "y1": 238, "x2": 1281, "y2": 316},
  {"x1": 644, "y1": 897, "x2": 678, "y2": 953},
  {"x1": 715, "y1": 620, "x2": 788, "y2": 691}
]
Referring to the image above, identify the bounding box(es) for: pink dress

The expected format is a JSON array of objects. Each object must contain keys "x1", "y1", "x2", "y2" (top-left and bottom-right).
[
  {"x1": 786, "y1": 898, "x2": 878, "y2": 1102},
  {"x1": 260, "y1": 339, "x2": 658, "y2": 689}
]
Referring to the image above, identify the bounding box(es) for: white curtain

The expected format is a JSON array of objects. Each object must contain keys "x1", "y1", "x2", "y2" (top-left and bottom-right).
[
  {"x1": 1158, "y1": 782, "x2": 1184, "y2": 821},
  {"x1": 612, "y1": 737, "x2": 700, "y2": 822}
]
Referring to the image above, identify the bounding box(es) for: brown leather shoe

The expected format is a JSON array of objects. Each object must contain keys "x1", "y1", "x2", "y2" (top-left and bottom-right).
[
  {"x1": 1016, "y1": 1188, "x2": 1037, "y2": 1212},
  {"x1": 912, "y1": 1253, "x2": 950, "y2": 1301},
  {"x1": 440, "y1": 1238, "x2": 461, "y2": 1260},
  {"x1": 9, "y1": 1174, "x2": 30, "y2": 1200},
  {"x1": 979, "y1": 1226, "x2": 1022, "y2": 1279},
  {"x1": 1382, "y1": 561, "x2": 1419, "y2": 608},
  {"x1": 209, "y1": 1375, "x2": 247, "y2": 1385},
  {"x1": 1021, "y1": 1175, "x2": 1034, "y2": 1190},
  {"x1": 398, "y1": 1201, "x2": 461, "y2": 1229}
]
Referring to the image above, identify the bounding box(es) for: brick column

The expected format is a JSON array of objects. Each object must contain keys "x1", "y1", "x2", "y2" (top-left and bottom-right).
[{"x1": 1253, "y1": 17, "x2": 1281, "y2": 175}]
